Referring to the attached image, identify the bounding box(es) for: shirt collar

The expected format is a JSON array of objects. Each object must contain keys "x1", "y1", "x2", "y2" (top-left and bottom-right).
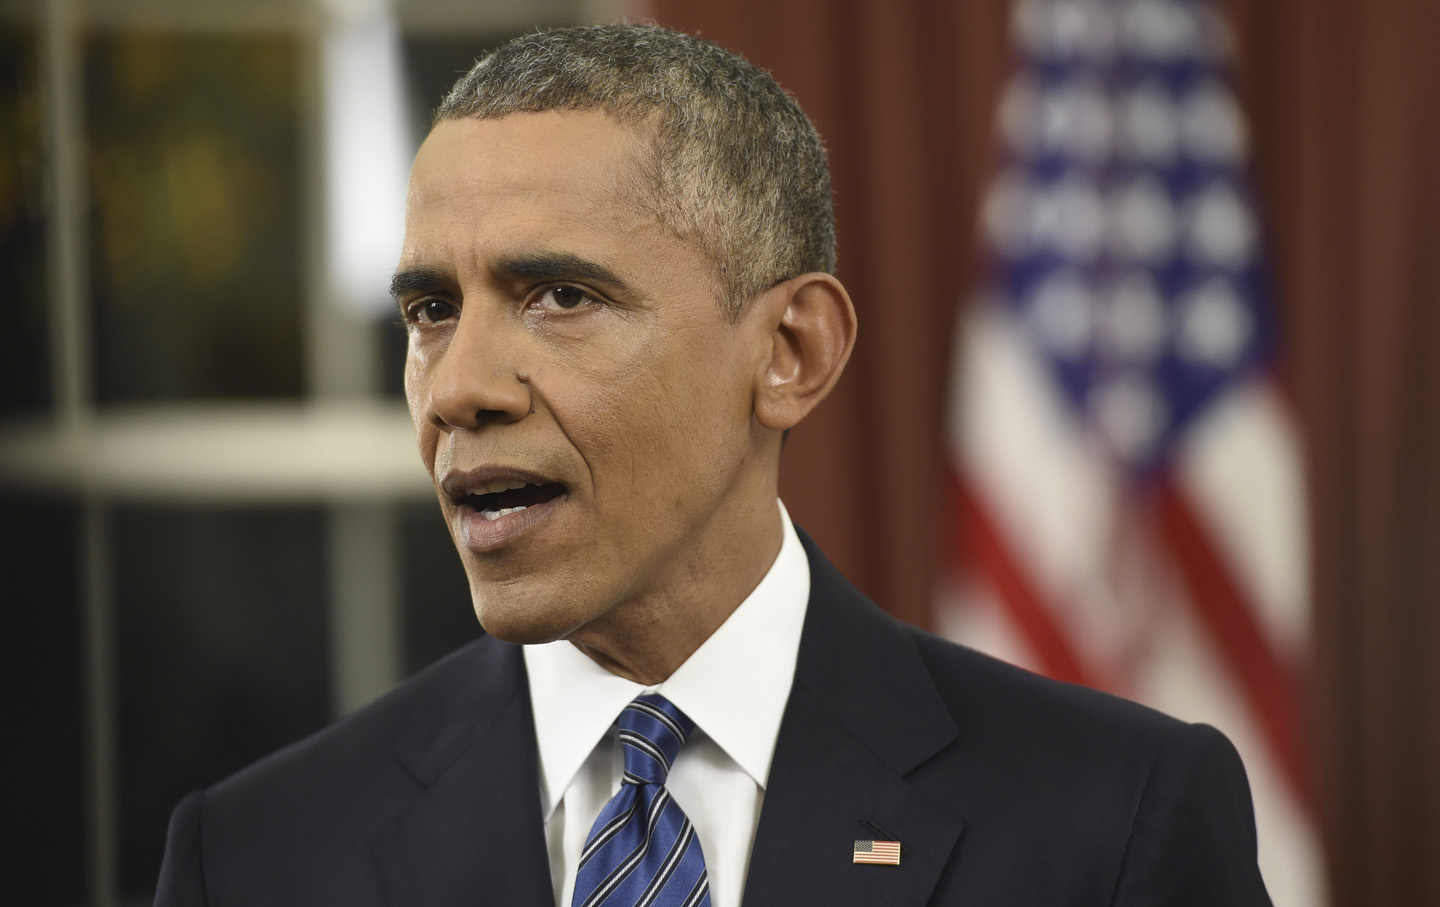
[{"x1": 524, "y1": 501, "x2": 811, "y2": 820}]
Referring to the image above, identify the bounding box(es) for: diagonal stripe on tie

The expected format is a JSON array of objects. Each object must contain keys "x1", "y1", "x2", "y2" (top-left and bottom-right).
[{"x1": 572, "y1": 694, "x2": 712, "y2": 907}]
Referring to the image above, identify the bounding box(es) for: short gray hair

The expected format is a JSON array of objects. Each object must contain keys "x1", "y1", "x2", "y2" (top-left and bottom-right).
[{"x1": 434, "y1": 23, "x2": 835, "y2": 314}]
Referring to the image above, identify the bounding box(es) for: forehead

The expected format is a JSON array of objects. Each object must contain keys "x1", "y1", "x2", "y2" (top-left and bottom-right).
[
  {"x1": 400, "y1": 110, "x2": 723, "y2": 304},
  {"x1": 405, "y1": 111, "x2": 653, "y2": 240}
]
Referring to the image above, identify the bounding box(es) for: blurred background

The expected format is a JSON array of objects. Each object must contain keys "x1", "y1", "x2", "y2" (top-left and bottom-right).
[{"x1": 0, "y1": 0, "x2": 1434, "y2": 904}]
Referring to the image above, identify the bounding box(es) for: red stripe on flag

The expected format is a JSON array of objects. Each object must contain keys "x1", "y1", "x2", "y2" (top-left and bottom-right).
[
  {"x1": 853, "y1": 840, "x2": 902, "y2": 865},
  {"x1": 950, "y1": 469, "x2": 1098, "y2": 688},
  {"x1": 1154, "y1": 474, "x2": 1313, "y2": 813}
]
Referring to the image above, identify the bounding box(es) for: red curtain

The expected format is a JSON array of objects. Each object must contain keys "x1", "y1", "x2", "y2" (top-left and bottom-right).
[
  {"x1": 1229, "y1": 0, "x2": 1440, "y2": 903},
  {"x1": 654, "y1": 0, "x2": 1440, "y2": 903}
]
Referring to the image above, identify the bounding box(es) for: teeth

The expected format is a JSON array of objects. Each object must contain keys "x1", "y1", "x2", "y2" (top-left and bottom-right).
[
  {"x1": 481, "y1": 505, "x2": 528, "y2": 521},
  {"x1": 473, "y1": 478, "x2": 532, "y2": 495}
]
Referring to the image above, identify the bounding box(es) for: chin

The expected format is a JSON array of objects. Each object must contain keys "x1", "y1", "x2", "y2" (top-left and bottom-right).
[{"x1": 469, "y1": 589, "x2": 589, "y2": 646}]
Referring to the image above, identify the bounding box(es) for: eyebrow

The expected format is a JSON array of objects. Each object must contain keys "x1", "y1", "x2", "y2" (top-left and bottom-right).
[
  {"x1": 389, "y1": 266, "x2": 451, "y2": 303},
  {"x1": 494, "y1": 251, "x2": 631, "y2": 294}
]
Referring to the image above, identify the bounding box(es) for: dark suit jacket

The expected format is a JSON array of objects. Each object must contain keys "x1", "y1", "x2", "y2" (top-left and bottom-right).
[{"x1": 156, "y1": 533, "x2": 1271, "y2": 905}]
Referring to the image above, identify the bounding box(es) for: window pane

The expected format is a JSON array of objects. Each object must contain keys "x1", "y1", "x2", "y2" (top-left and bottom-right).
[
  {"x1": 113, "y1": 503, "x2": 330, "y2": 895},
  {"x1": 85, "y1": 31, "x2": 304, "y2": 403},
  {"x1": 0, "y1": 23, "x2": 52, "y2": 416},
  {"x1": 2, "y1": 493, "x2": 85, "y2": 906}
]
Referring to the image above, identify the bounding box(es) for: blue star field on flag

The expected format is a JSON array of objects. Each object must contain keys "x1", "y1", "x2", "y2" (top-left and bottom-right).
[{"x1": 981, "y1": 0, "x2": 1276, "y2": 474}]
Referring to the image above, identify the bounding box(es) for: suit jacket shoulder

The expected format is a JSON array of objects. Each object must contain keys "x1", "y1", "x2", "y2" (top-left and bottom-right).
[
  {"x1": 741, "y1": 531, "x2": 1271, "y2": 906},
  {"x1": 905, "y1": 623, "x2": 1268, "y2": 904},
  {"x1": 155, "y1": 634, "x2": 554, "y2": 907}
]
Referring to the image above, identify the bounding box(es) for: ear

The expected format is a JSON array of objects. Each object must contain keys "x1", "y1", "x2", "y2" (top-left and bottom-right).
[{"x1": 752, "y1": 272, "x2": 857, "y2": 432}]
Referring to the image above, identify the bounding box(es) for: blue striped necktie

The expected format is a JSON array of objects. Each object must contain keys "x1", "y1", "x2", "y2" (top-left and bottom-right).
[{"x1": 571, "y1": 694, "x2": 711, "y2": 907}]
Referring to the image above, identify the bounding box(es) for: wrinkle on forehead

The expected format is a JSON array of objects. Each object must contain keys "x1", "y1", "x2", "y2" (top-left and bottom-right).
[
  {"x1": 402, "y1": 110, "x2": 725, "y2": 306},
  {"x1": 413, "y1": 112, "x2": 652, "y2": 202}
]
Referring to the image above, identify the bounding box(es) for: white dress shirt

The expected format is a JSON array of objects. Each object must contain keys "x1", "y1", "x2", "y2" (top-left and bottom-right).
[{"x1": 523, "y1": 501, "x2": 811, "y2": 907}]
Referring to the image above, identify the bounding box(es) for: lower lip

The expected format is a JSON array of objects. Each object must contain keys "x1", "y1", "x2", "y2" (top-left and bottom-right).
[{"x1": 456, "y1": 494, "x2": 564, "y2": 553}]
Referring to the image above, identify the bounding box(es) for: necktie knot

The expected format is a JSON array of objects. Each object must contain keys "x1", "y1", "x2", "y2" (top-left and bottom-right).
[
  {"x1": 572, "y1": 693, "x2": 711, "y2": 907},
  {"x1": 617, "y1": 694, "x2": 694, "y2": 786}
]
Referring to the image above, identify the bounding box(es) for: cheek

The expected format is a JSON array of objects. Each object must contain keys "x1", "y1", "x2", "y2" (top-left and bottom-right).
[
  {"x1": 583, "y1": 339, "x2": 747, "y2": 485},
  {"x1": 403, "y1": 353, "x2": 438, "y2": 467},
  {"x1": 403, "y1": 343, "x2": 419, "y2": 403}
]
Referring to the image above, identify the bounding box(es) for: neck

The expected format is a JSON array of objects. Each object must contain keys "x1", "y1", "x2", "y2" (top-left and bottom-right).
[{"x1": 566, "y1": 498, "x2": 785, "y2": 685}]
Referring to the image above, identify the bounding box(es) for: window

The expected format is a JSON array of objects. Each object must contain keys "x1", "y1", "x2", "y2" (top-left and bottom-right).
[{"x1": 0, "y1": 1, "x2": 619, "y2": 901}]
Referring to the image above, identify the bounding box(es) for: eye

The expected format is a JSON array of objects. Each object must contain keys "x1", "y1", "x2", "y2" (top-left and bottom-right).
[
  {"x1": 408, "y1": 298, "x2": 457, "y2": 325},
  {"x1": 536, "y1": 284, "x2": 598, "y2": 312}
]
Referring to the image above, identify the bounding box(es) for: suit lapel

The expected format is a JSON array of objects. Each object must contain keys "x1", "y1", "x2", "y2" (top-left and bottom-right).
[
  {"x1": 742, "y1": 533, "x2": 965, "y2": 907},
  {"x1": 369, "y1": 637, "x2": 555, "y2": 907}
]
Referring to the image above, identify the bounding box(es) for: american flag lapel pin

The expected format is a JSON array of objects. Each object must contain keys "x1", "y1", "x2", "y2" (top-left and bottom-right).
[{"x1": 853, "y1": 839, "x2": 901, "y2": 866}]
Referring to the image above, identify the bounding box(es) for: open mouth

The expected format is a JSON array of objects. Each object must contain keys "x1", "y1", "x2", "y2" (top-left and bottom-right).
[{"x1": 462, "y1": 481, "x2": 566, "y2": 521}]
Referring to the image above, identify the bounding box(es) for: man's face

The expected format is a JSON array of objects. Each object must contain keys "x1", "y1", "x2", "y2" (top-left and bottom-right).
[{"x1": 397, "y1": 111, "x2": 776, "y2": 653}]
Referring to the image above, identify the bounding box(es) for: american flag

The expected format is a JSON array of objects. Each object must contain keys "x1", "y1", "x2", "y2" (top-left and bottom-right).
[
  {"x1": 942, "y1": 1, "x2": 1321, "y2": 903},
  {"x1": 853, "y1": 840, "x2": 902, "y2": 866}
]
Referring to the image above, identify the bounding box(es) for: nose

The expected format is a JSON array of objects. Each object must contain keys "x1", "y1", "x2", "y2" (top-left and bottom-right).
[{"x1": 423, "y1": 307, "x2": 533, "y2": 431}]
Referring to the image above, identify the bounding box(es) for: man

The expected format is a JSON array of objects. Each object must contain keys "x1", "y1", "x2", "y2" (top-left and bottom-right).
[{"x1": 157, "y1": 23, "x2": 1271, "y2": 906}]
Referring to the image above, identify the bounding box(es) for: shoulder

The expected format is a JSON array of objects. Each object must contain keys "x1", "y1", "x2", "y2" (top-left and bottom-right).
[
  {"x1": 907, "y1": 623, "x2": 1187, "y2": 756},
  {"x1": 209, "y1": 633, "x2": 519, "y2": 806},
  {"x1": 800, "y1": 527, "x2": 1197, "y2": 769},
  {"x1": 801, "y1": 528, "x2": 1190, "y2": 768},
  {"x1": 899, "y1": 623, "x2": 1249, "y2": 817},
  {"x1": 157, "y1": 634, "x2": 523, "y2": 903},
  {"x1": 797, "y1": 534, "x2": 1267, "y2": 902},
  {"x1": 912, "y1": 629, "x2": 1264, "y2": 900}
]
